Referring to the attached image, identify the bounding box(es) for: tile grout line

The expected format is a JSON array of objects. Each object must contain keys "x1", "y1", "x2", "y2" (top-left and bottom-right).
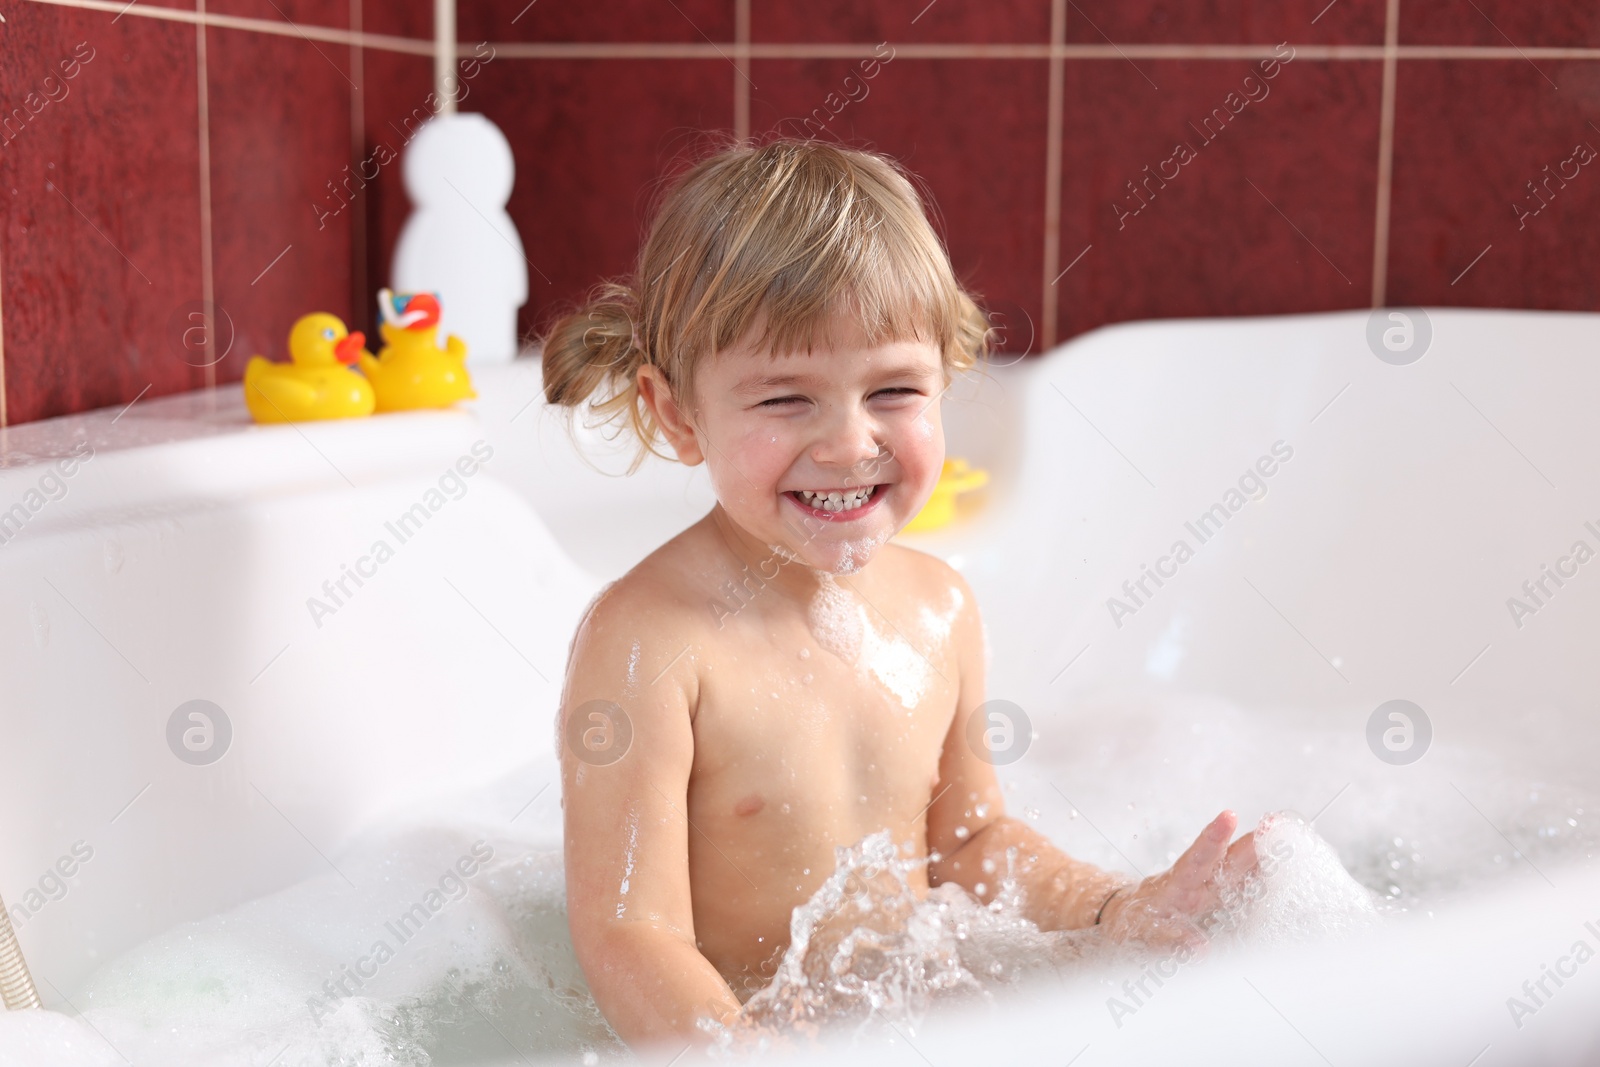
[
  {"x1": 350, "y1": 0, "x2": 367, "y2": 327},
  {"x1": 1040, "y1": 0, "x2": 1066, "y2": 350},
  {"x1": 18, "y1": 8, "x2": 1600, "y2": 62},
  {"x1": 455, "y1": 42, "x2": 1600, "y2": 61},
  {"x1": 733, "y1": 0, "x2": 750, "y2": 142},
  {"x1": 1370, "y1": 0, "x2": 1401, "y2": 307},
  {"x1": 22, "y1": 0, "x2": 434, "y2": 55},
  {"x1": 197, "y1": 0, "x2": 217, "y2": 385},
  {"x1": 435, "y1": 0, "x2": 457, "y2": 114},
  {"x1": 0, "y1": 251, "x2": 7, "y2": 429}
]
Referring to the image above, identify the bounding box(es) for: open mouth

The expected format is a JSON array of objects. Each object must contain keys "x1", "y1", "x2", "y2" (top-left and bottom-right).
[{"x1": 786, "y1": 484, "x2": 884, "y2": 520}]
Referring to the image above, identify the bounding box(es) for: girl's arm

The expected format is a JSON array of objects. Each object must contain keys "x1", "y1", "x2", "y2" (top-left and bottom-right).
[
  {"x1": 924, "y1": 573, "x2": 1256, "y2": 944},
  {"x1": 560, "y1": 588, "x2": 741, "y2": 1047}
]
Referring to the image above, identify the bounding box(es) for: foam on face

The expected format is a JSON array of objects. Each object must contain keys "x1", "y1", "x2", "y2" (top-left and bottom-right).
[{"x1": 831, "y1": 530, "x2": 889, "y2": 576}]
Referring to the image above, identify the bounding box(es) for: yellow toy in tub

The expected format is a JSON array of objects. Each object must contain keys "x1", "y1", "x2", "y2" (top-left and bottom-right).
[
  {"x1": 905, "y1": 458, "x2": 989, "y2": 532},
  {"x1": 243, "y1": 312, "x2": 375, "y2": 423},
  {"x1": 360, "y1": 289, "x2": 477, "y2": 411}
]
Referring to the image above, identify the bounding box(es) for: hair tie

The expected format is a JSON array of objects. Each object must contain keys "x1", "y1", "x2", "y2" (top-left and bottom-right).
[{"x1": 1095, "y1": 885, "x2": 1127, "y2": 925}]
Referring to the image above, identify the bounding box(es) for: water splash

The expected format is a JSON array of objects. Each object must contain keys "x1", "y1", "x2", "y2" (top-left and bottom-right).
[
  {"x1": 706, "y1": 831, "x2": 1077, "y2": 1053},
  {"x1": 706, "y1": 814, "x2": 1381, "y2": 1055}
]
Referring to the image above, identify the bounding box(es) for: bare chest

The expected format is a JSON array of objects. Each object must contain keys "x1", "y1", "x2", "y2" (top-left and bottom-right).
[{"x1": 688, "y1": 592, "x2": 960, "y2": 829}]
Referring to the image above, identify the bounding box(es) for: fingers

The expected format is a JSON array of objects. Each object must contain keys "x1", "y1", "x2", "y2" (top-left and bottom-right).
[
  {"x1": 1171, "y1": 811, "x2": 1237, "y2": 890},
  {"x1": 1225, "y1": 826, "x2": 1259, "y2": 875}
]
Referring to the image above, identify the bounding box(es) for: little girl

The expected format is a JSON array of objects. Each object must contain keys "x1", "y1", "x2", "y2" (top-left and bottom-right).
[{"x1": 539, "y1": 137, "x2": 1257, "y2": 1048}]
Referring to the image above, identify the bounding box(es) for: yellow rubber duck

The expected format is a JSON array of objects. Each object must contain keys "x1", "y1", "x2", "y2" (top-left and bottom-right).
[
  {"x1": 359, "y1": 289, "x2": 476, "y2": 411},
  {"x1": 243, "y1": 313, "x2": 375, "y2": 424},
  {"x1": 904, "y1": 458, "x2": 989, "y2": 533}
]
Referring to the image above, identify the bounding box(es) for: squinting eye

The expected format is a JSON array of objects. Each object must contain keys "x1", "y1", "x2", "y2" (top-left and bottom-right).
[{"x1": 759, "y1": 389, "x2": 917, "y2": 408}]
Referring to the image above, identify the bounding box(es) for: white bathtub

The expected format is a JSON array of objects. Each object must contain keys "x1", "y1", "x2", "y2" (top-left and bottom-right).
[{"x1": 1, "y1": 307, "x2": 1597, "y2": 1065}]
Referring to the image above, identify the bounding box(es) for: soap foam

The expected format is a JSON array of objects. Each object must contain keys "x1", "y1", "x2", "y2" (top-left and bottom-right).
[
  {"x1": 807, "y1": 575, "x2": 934, "y2": 711},
  {"x1": 0, "y1": 1010, "x2": 124, "y2": 1067},
  {"x1": 830, "y1": 531, "x2": 889, "y2": 576},
  {"x1": 10, "y1": 688, "x2": 1596, "y2": 1065},
  {"x1": 1217, "y1": 812, "x2": 1380, "y2": 945},
  {"x1": 860, "y1": 624, "x2": 930, "y2": 711},
  {"x1": 40, "y1": 823, "x2": 622, "y2": 1067},
  {"x1": 807, "y1": 574, "x2": 863, "y2": 665},
  {"x1": 916, "y1": 583, "x2": 962, "y2": 650}
]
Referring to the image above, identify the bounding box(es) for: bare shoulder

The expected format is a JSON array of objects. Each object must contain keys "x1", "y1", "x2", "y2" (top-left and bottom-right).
[
  {"x1": 876, "y1": 543, "x2": 985, "y2": 685},
  {"x1": 557, "y1": 531, "x2": 719, "y2": 776},
  {"x1": 566, "y1": 523, "x2": 722, "y2": 685},
  {"x1": 878, "y1": 542, "x2": 980, "y2": 619}
]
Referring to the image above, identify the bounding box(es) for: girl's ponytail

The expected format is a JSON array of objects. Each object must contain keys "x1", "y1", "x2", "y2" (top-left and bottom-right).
[{"x1": 539, "y1": 281, "x2": 662, "y2": 466}]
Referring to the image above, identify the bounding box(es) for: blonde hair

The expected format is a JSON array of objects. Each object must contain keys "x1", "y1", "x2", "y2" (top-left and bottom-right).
[{"x1": 538, "y1": 136, "x2": 992, "y2": 468}]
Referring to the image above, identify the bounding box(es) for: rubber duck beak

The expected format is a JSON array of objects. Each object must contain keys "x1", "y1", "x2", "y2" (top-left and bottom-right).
[{"x1": 334, "y1": 331, "x2": 364, "y2": 364}]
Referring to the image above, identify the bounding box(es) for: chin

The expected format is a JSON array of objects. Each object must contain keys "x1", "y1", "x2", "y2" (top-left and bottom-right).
[{"x1": 791, "y1": 520, "x2": 905, "y2": 575}]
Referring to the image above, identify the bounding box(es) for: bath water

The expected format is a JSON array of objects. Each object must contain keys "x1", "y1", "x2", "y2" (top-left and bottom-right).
[{"x1": 2, "y1": 691, "x2": 1594, "y2": 1066}]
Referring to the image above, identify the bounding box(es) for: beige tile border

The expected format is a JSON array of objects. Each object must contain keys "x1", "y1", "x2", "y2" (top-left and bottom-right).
[
  {"x1": 467, "y1": 41, "x2": 1600, "y2": 61},
  {"x1": 348, "y1": 0, "x2": 368, "y2": 321},
  {"x1": 0, "y1": 252, "x2": 7, "y2": 429},
  {"x1": 435, "y1": 0, "x2": 457, "y2": 113},
  {"x1": 196, "y1": 0, "x2": 217, "y2": 385},
  {"x1": 22, "y1": 0, "x2": 434, "y2": 55},
  {"x1": 1371, "y1": 0, "x2": 1402, "y2": 308},
  {"x1": 1040, "y1": 0, "x2": 1066, "y2": 350},
  {"x1": 734, "y1": 0, "x2": 750, "y2": 141},
  {"x1": 20, "y1": 5, "x2": 1600, "y2": 61}
]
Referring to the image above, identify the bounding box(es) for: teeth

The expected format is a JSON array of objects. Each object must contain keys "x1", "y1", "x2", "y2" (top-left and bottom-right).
[{"x1": 796, "y1": 485, "x2": 876, "y2": 512}]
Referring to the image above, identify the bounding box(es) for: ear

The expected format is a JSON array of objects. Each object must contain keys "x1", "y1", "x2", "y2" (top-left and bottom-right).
[{"x1": 636, "y1": 364, "x2": 704, "y2": 466}]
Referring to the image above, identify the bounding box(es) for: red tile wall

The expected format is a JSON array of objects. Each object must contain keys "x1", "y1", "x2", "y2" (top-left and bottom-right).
[
  {"x1": 1, "y1": 3, "x2": 206, "y2": 424},
  {"x1": 2, "y1": 0, "x2": 1597, "y2": 427},
  {"x1": 1059, "y1": 56, "x2": 1383, "y2": 333}
]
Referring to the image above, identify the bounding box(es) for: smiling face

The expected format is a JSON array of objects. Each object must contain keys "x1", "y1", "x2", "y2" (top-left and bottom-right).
[{"x1": 640, "y1": 311, "x2": 947, "y2": 574}]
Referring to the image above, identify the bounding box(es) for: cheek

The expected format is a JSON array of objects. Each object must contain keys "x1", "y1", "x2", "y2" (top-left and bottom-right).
[
  {"x1": 705, "y1": 424, "x2": 794, "y2": 506},
  {"x1": 899, "y1": 411, "x2": 945, "y2": 487}
]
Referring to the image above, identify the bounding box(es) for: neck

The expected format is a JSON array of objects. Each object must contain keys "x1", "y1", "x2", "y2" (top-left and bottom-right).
[{"x1": 706, "y1": 505, "x2": 863, "y2": 607}]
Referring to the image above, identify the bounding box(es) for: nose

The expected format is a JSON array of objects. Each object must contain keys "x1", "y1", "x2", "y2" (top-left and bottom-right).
[{"x1": 809, "y1": 400, "x2": 885, "y2": 478}]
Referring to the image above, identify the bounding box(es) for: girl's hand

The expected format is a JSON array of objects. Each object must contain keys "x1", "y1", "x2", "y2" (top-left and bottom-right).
[{"x1": 1097, "y1": 810, "x2": 1258, "y2": 949}]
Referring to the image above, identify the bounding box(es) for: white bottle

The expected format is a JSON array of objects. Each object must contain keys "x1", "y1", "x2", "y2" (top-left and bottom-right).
[{"x1": 393, "y1": 113, "x2": 528, "y2": 364}]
